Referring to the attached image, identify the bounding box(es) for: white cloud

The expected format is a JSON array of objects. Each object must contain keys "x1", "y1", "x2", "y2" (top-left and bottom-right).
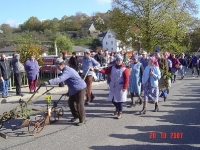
[
  {"x1": 95, "y1": 0, "x2": 112, "y2": 4},
  {"x1": 5, "y1": 19, "x2": 20, "y2": 27}
]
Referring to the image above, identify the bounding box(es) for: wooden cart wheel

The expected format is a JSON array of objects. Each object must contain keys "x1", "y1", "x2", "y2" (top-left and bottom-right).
[
  {"x1": 50, "y1": 107, "x2": 64, "y2": 123},
  {"x1": 0, "y1": 118, "x2": 3, "y2": 129},
  {"x1": 28, "y1": 115, "x2": 45, "y2": 136},
  {"x1": 1, "y1": 112, "x2": 11, "y2": 122}
]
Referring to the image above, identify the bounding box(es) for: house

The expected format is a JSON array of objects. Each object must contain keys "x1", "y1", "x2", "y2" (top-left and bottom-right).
[
  {"x1": 0, "y1": 45, "x2": 49, "y2": 57},
  {"x1": 81, "y1": 23, "x2": 96, "y2": 32},
  {"x1": 66, "y1": 31, "x2": 78, "y2": 38},
  {"x1": 73, "y1": 46, "x2": 92, "y2": 56},
  {"x1": 0, "y1": 45, "x2": 16, "y2": 57},
  {"x1": 98, "y1": 30, "x2": 118, "y2": 52},
  {"x1": 99, "y1": 30, "x2": 132, "y2": 52}
]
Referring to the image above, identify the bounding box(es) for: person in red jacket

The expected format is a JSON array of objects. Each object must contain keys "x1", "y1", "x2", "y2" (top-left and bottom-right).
[
  {"x1": 171, "y1": 54, "x2": 180, "y2": 82},
  {"x1": 99, "y1": 54, "x2": 129, "y2": 119}
]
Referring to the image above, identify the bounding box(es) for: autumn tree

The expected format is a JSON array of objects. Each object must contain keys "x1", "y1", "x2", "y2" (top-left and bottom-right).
[
  {"x1": 16, "y1": 34, "x2": 44, "y2": 65},
  {"x1": 112, "y1": 0, "x2": 198, "y2": 54}
]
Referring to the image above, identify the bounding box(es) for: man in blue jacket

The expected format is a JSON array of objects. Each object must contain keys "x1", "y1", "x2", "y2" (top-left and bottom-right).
[
  {"x1": 43, "y1": 58, "x2": 87, "y2": 126},
  {"x1": 82, "y1": 49, "x2": 100, "y2": 105}
]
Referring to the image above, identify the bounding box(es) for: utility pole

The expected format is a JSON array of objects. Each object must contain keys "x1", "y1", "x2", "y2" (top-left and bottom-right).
[
  {"x1": 54, "y1": 41, "x2": 58, "y2": 56},
  {"x1": 138, "y1": 38, "x2": 141, "y2": 54},
  {"x1": 135, "y1": 37, "x2": 141, "y2": 54}
]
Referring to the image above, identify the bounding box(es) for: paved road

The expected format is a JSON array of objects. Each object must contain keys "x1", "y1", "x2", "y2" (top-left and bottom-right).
[{"x1": 0, "y1": 73, "x2": 200, "y2": 150}]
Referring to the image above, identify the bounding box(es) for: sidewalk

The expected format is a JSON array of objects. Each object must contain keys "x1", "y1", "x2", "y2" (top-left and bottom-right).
[{"x1": 0, "y1": 81, "x2": 106, "y2": 104}]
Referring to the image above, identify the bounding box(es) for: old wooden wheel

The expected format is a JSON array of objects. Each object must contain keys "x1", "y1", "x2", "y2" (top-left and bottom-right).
[
  {"x1": 28, "y1": 115, "x2": 45, "y2": 136},
  {"x1": 50, "y1": 107, "x2": 64, "y2": 123},
  {"x1": 0, "y1": 117, "x2": 3, "y2": 129}
]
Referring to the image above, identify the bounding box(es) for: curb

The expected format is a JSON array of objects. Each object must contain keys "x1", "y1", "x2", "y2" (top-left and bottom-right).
[{"x1": 0, "y1": 81, "x2": 107, "y2": 104}]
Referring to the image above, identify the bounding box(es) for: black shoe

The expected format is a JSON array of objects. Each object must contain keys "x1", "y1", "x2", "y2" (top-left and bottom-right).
[
  {"x1": 140, "y1": 108, "x2": 146, "y2": 114},
  {"x1": 76, "y1": 121, "x2": 86, "y2": 126},
  {"x1": 154, "y1": 107, "x2": 159, "y2": 112},
  {"x1": 71, "y1": 117, "x2": 79, "y2": 122},
  {"x1": 164, "y1": 97, "x2": 167, "y2": 102}
]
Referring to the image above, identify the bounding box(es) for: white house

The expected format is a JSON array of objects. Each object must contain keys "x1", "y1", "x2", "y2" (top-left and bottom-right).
[{"x1": 99, "y1": 30, "x2": 132, "y2": 52}]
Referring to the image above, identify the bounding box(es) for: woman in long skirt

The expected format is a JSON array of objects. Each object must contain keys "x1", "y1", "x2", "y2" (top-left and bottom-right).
[
  {"x1": 129, "y1": 54, "x2": 144, "y2": 107},
  {"x1": 100, "y1": 54, "x2": 129, "y2": 119},
  {"x1": 140, "y1": 57, "x2": 161, "y2": 114}
]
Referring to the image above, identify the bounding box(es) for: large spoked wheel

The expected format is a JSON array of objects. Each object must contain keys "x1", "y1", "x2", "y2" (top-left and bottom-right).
[
  {"x1": 28, "y1": 115, "x2": 45, "y2": 136},
  {"x1": 1, "y1": 112, "x2": 11, "y2": 122},
  {"x1": 0, "y1": 117, "x2": 3, "y2": 129},
  {"x1": 50, "y1": 107, "x2": 64, "y2": 123}
]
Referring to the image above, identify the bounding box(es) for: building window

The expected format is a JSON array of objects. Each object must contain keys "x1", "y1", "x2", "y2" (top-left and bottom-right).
[
  {"x1": 111, "y1": 48, "x2": 113, "y2": 51},
  {"x1": 106, "y1": 42, "x2": 108, "y2": 45},
  {"x1": 108, "y1": 35, "x2": 111, "y2": 38},
  {"x1": 111, "y1": 41, "x2": 113, "y2": 45},
  {"x1": 106, "y1": 48, "x2": 108, "y2": 51}
]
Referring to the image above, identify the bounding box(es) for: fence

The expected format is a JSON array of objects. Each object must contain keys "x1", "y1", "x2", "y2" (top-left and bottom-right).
[
  {"x1": 0, "y1": 65, "x2": 59, "y2": 91},
  {"x1": 39, "y1": 65, "x2": 58, "y2": 81}
]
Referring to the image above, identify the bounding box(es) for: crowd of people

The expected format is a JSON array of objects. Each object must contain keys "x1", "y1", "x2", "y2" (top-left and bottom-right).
[
  {"x1": 0, "y1": 53, "x2": 40, "y2": 98},
  {"x1": 0, "y1": 49, "x2": 199, "y2": 126},
  {"x1": 41, "y1": 48, "x2": 200, "y2": 126}
]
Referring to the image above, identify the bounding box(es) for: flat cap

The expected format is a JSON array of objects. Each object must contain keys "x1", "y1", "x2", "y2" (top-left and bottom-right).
[{"x1": 84, "y1": 49, "x2": 90, "y2": 53}]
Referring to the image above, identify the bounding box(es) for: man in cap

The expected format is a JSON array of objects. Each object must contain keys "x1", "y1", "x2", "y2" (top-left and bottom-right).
[
  {"x1": 140, "y1": 51, "x2": 148, "y2": 69},
  {"x1": 42, "y1": 58, "x2": 87, "y2": 126},
  {"x1": 100, "y1": 54, "x2": 129, "y2": 119},
  {"x1": 82, "y1": 49, "x2": 100, "y2": 105}
]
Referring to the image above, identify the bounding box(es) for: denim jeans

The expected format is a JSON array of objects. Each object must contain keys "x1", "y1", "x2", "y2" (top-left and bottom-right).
[
  {"x1": 180, "y1": 66, "x2": 186, "y2": 75},
  {"x1": 96, "y1": 71, "x2": 103, "y2": 81},
  {"x1": 1, "y1": 79, "x2": 10, "y2": 97},
  {"x1": 160, "y1": 89, "x2": 168, "y2": 98}
]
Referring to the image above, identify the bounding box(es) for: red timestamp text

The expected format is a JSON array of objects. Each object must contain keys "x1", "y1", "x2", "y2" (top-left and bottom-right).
[{"x1": 149, "y1": 132, "x2": 183, "y2": 139}]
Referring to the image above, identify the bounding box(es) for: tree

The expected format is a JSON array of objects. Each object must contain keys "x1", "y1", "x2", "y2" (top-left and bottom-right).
[
  {"x1": 16, "y1": 34, "x2": 45, "y2": 66},
  {"x1": 50, "y1": 18, "x2": 60, "y2": 32},
  {"x1": 22, "y1": 16, "x2": 42, "y2": 32},
  {"x1": 112, "y1": 0, "x2": 198, "y2": 53},
  {"x1": 60, "y1": 15, "x2": 71, "y2": 31},
  {"x1": 50, "y1": 33, "x2": 73, "y2": 55},
  {"x1": 41, "y1": 19, "x2": 52, "y2": 32}
]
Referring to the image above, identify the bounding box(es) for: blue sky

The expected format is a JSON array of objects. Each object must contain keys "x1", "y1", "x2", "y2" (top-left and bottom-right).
[
  {"x1": 0, "y1": 0, "x2": 200, "y2": 27},
  {"x1": 0, "y1": 0, "x2": 112, "y2": 27}
]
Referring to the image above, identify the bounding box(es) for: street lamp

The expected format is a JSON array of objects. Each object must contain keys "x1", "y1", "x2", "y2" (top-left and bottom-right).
[{"x1": 135, "y1": 37, "x2": 141, "y2": 54}]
